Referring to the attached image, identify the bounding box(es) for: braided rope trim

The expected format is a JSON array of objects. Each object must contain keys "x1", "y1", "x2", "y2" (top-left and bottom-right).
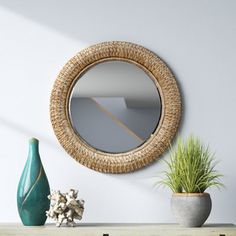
[{"x1": 50, "y1": 41, "x2": 181, "y2": 173}]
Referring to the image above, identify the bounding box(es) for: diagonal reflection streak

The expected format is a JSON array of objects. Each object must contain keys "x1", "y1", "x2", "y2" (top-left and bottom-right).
[{"x1": 90, "y1": 98, "x2": 144, "y2": 143}]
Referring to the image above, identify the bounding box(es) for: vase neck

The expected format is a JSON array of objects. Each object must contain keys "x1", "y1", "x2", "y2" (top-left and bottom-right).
[{"x1": 28, "y1": 138, "x2": 40, "y2": 159}]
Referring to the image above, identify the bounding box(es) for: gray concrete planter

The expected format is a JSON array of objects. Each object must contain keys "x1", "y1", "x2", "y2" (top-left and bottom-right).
[{"x1": 171, "y1": 193, "x2": 212, "y2": 227}]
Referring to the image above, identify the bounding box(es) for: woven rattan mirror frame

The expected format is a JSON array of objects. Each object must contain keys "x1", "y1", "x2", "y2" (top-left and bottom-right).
[{"x1": 50, "y1": 41, "x2": 181, "y2": 173}]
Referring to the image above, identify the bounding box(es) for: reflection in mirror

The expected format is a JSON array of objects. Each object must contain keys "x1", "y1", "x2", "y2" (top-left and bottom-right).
[{"x1": 69, "y1": 61, "x2": 161, "y2": 153}]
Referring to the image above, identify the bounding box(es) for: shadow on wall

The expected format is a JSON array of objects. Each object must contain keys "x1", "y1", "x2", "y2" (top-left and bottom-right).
[
  {"x1": 0, "y1": 116, "x2": 58, "y2": 149},
  {"x1": 0, "y1": 0, "x2": 178, "y2": 46}
]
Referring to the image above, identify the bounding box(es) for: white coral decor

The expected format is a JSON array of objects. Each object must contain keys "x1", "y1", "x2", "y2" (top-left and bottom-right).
[{"x1": 46, "y1": 189, "x2": 85, "y2": 227}]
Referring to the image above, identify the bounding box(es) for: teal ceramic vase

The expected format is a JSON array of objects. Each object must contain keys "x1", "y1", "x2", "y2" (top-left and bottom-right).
[{"x1": 17, "y1": 138, "x2": 50, "y2": 226}]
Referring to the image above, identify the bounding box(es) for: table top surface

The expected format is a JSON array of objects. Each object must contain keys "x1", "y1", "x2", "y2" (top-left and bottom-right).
[{"x1": 0, "y1": 223, "x2": 236, "y2": 236}]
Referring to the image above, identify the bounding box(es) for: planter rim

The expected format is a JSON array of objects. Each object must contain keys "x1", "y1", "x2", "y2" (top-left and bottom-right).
[{"x1": 172, "y1": 192, "x2": 210, "y2": 197}]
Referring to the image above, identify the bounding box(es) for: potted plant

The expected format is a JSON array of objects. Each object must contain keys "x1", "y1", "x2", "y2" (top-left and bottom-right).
[{"x1": 157, "y1": 136, "x2": 223, "y2": 227}]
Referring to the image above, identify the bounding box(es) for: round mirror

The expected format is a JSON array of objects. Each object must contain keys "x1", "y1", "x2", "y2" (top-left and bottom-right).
[
  {"x1": 69, "y1": 61, "x2": 161, "y2": 153},
  {"x1": 50, "y1": 41, "x2": 181, "y2": 173}
]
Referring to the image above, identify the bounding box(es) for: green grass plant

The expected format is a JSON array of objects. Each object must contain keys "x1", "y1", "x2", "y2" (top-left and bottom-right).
[{"x1": 157, "y1": 136, "x2": 223, "y2": 193}]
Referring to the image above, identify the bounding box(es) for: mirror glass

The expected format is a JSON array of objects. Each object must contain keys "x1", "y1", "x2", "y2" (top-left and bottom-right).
[{"x1": 69, "y1": 61, "x2": 161, "y2": 153}]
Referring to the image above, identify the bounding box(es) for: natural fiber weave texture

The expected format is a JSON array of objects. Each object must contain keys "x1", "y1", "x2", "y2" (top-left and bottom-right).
[{"x1": 50, "y1": 41, "x2": 181, "y2": 173}]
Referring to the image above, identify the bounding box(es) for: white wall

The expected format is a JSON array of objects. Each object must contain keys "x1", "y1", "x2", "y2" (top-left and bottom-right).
[{"x1": 0, "y1": 0, "x2": 236, "y2": 223}]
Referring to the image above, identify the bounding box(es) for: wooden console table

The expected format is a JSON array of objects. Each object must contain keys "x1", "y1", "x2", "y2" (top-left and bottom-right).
[{"x1": 0, "y1": 223, "x2": 236, "y2": 236}]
